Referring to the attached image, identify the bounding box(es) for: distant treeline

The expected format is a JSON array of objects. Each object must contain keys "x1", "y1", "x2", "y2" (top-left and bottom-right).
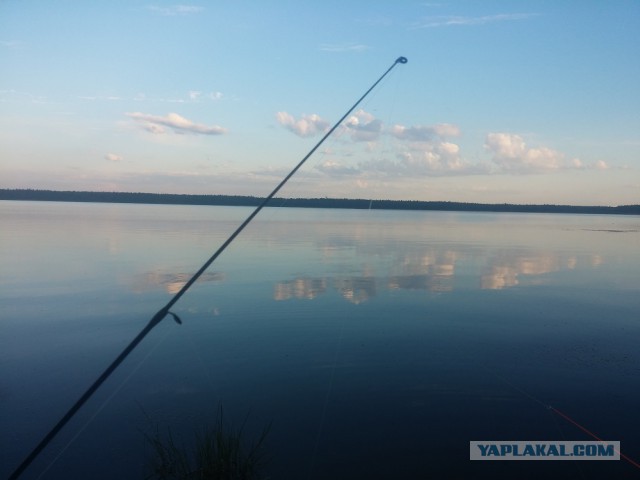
[{"x1": 1, "y1": 189, "x2": 638, "y2": 215}]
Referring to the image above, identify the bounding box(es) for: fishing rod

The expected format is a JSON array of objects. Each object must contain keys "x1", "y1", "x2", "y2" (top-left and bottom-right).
[{"x1": 9, "y1": 55, "x2": 408, "y2": 479}]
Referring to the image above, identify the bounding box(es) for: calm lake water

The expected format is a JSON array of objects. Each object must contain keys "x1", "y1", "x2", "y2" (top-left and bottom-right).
[{"x1": 1, "y1": 201, "x2": 639, "y2": 479}]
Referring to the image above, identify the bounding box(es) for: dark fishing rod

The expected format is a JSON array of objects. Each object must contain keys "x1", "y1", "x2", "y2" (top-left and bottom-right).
[{"x1": 9, "y1": 55, "x2": 407, "y2": 479}]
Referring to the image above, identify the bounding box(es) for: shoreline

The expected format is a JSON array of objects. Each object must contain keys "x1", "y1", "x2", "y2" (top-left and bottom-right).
[{"x1": 1, "y1": 189, "x2": 638, "y2": 215}]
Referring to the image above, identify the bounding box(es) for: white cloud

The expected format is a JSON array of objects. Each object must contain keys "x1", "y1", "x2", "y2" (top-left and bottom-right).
[
  {"x1": 277, "y1": 111, "x2": 460, "y2": 146},
  {"x1": 280, "y1": 114, "x2": 481, "y2": 177},
  {"x1": 145, "y1": 123, "x2": 166, "y2": 134},
  {"x1": 379, "y1": 121, "x2": 476, "y2": 175},
  {"x1": 129, "y1": 91, "x2": 223, "y2": 103},
  {"x1": 126, "y1": 112, "x2": 227, "y2": 135},
  {"x1": 483, "y1": 133, "x2": 613, "y2": 174},
  {"x1": 484, "y1": 133, "x2": 565, "y2": 172},
  {"x1": 316, "y1": 160, "x2": 360, "y2": 176},
  {"x1": 343, "y1": 109, "x2": 383, "y2": 142},
  {"x1": 147, "y1": 5, "x2": 204, "y2": 16},
  {"x1": 105, "y1": 153, "x2": 123, "y2": 162},
  {"x1": 595, "y1": 160, "x2": 609, "y2": 170},
  {"x1": 188, "y1": 91, "x2": 222, "y2": 101},
  {"x1": 391, "y1": 141, "x2": 475, "y2": 175},
  {"x1": 390, "y1": 123, "x2": 460, "y2": 141},
  {"x1": 78, "y1": 95, "x2": 121, "y2": 102},
  {"x1": 415, "y1": 13, "x2": 538, "y2": 28},
  {"x1": 325, "y1": 124, "x2": 480, "y2": 177},
  {"x1": 276, "y1": 110, "x2": 606, "y2": 179},
  {"x1": 276, "y1": 112, "x2": 330, "y2": 137},
  {"x1": 433, "y1": 123, "x2": 462, "y2": 137},
  {"x1": 360, "y1": 151, "x2": 482, "y2": 178}
]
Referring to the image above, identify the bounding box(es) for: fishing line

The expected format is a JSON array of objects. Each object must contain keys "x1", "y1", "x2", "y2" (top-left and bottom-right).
[
  {"x1": 550, "y1": 406, "x2": 640, "y2": 469},
  {"x1": 492, "y1": 370, "x2": 585, "y2": 479},
  {"x1": 9, "y1": 56, "x2": 408, "y2": 480},
  {"x1": 35, "y1": 324, "x2": 172, "y2": 480},
  {"x1": 492, "y1": 371, "x2": 640, "y2": 470},
  {"x1": 546, "y1": 406, "x2": 589, "y2": 480}
]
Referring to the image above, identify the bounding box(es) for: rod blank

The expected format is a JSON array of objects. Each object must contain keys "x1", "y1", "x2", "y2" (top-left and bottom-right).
[{"x1": 9, "y1": 55, "x2": 407, "y2": 479}]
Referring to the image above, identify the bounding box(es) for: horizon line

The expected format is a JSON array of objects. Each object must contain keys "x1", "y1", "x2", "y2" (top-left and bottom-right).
[{"x1": 1, "y1": 188, "x2": 638, "y2": 211}]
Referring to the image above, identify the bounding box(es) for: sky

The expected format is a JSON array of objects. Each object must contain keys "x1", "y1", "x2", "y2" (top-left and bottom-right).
[{"x1": 1, "y1": 1, "x2": 639, "y2": 206}]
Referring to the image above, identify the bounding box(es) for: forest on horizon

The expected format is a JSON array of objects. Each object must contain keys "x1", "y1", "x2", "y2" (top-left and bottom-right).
[{"x1": 1, "y1": 189, "x2": 638, "y2": 215}]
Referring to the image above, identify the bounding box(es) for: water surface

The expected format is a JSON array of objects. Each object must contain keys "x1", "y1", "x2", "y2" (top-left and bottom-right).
[{"x1": 1, "y1": 201, "x2": 639, "y2": 479}]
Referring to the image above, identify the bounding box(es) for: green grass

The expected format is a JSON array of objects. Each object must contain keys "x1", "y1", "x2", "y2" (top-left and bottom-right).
[{"x1": 144, "y1": 407, "x2": 271, "y2": 480}]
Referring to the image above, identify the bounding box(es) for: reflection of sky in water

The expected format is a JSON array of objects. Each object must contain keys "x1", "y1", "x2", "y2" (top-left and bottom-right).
[
  {"x1": 134, "y1": 271, "x2": 225, "y2": 294},
  {"x1": 271, "y1": 246, "x2": 616, "y2": 302},
  {"x1": 1, "y1": 202, "x2": 639, "y2": 479}
]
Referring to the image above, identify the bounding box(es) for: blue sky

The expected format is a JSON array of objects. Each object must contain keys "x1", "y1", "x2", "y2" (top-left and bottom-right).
[{"x1": 1, "y1": 1, "x2": 638, "y2": 205}]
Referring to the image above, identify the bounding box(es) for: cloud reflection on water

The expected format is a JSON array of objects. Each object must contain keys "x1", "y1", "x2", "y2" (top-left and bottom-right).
[
  {"x1": 119, "y1": 209, "x2": 621, "y2": 306},
  {"x1": 274, "y1": 247, "x2": 604, "y2": 303},
  {"x1": 274, "y1": 277, "x2": 327, "y2": 300},
  {"x1": 480, "y1": 252, "x2": 605, "y2": 290},
  {"x1": 129, "y1": 248, "x2": 608, "y2": 306},
  {"x1": 134, "y1": 271, "x2": 225, "y2": 294}
]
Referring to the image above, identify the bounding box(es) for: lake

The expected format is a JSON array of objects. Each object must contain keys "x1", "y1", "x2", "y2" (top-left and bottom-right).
[{"x1": 1, "y1": 201, "x2": 639, "y2": 479}]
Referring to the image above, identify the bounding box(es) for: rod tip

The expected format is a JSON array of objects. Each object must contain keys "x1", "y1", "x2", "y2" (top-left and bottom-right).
[{"x1": 396, "y1": 56, "x2": 408, "y2": 64}]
